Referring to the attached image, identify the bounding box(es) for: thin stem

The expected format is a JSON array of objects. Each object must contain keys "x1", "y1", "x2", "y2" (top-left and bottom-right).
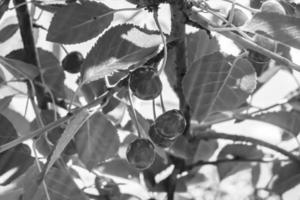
[
  {"x1": 153, "y1": 9, "x2": 168, "y2": 75},
  {"x1": 152, "y1": 99, "x2": 157, "y2": 120},
  {"x1": 195, "y1": 132, "x2": 300, "y2": 164},
  {"x1": 128, "y1": 89, "x2": 142, "y2": 138},
  {"x1": 160, "y1": 93, "x2": 166, "y2": 113},
  {"x1": 221, "y1": 0, "x2": 259, "y2": 14}
]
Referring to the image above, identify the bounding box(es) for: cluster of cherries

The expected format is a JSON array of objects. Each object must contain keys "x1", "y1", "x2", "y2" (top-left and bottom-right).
[{"x1": 126, "y1": 66, "x2": 187, "y2": 170}]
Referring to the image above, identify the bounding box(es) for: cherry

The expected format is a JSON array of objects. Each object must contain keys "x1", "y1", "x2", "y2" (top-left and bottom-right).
[
  {"x1": 129, "y1": 67, "x2": 162, "y2": 100},
  {"x1": 261, "y1": 0, "x2": 286, "y2": 15},
  {"x1": 149, "y1": 124, "x2": 176, "y2": 148},
  {"x1": 126, "y1": 138, "x2": 155, "y2": 170},
  {"x1": 227, "y1": 8, "x2": 248, "y2": 27},
  {"x1": 62, "y1": 51, "x2": 84, "y2": 74},
  {"x1": 154, "y1": 109, "x2": 186, "y2": 139}
]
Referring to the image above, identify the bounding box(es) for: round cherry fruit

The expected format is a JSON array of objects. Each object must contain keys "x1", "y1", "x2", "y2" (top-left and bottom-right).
[
  {"x1": 155, "y1": 109, "x2": 186, "y2": 139},
  {"x1": 227, "y1": 8, "x2": 248, "y2": 27},
  {"x1": 149, "y1": 124, "x2": 175, "y2": 148},
  {"x1": 129, "y1": 67, "x2": 162, "y2": 100},
  {"x1": 261, "y1": 0, "x2": 286, "y2": 15},
  {"x1": 62, "y1": 51, "x2": 84, "y2": 74},
  {"x1": 126, "y1": 138, "x2": 155, "y2": 170}
]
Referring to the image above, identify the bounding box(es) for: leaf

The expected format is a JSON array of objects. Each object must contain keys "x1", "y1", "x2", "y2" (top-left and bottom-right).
[
  {"x1": 81, "y1": 24, "x2": 160, "y2": 83},
  {"x1": 217, "y1": 144, "x2": 263, "y2": 180},
  {"x1": 6, "y1": 48, "x2": 66, "y2": 98},
  {"x1": 0, "y1": 113, "x2": 33, "y2": 185},
  {"x1": 0, "y1": 24, "x2": 19, "y2": 43},
  {"x1": 165, "y1": 30, "x2": 219, "y2": 87},
  {"x1": 243, "y1": 12, "x2": 300, "y2": 49},
  {"x1": 43, "y1": 109, "x2": 92, "y2": 175},
  {"x1": 0, "y1": 95, "x2": 13, "y2": 112},
  {"x1": 251, "y1": 110, "x2": 300, "y2": 137},
  {"x1": 47, "y1": 1, "x2": 114, "y2": 44},
  {"x1": 272, "y1": 162, "x2": 300, "y2": 195},
  {"x1": 183, "y1": 53, "x2": 256, "y2": 123},
  {"x1": 23, "y1": 165, "x2": 88, "y2": 200},
  {"x1": 34, "y1": 1, "x2": 66, "y2": 13},
  {"x1": 0, "y1": 0, "x2": 10, "y2": 21},
  {"x1": 0, "y1": 56, "x2": 39, "y2": 80},
  {"x1": 75, "y1": 112, "x2": 120, "y2": 170}
]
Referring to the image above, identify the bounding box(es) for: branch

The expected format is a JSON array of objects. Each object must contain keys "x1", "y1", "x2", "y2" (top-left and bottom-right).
[
  {"x1": 13, "y1": 0, "x2": 47, "y2": 109},
  {"x1": 196, "y1": 132, "x2": 300, "y2": 164}
]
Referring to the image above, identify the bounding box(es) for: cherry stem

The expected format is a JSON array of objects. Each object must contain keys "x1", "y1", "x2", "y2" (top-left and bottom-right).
[
  {"x1": 160, "y1": 93, "x2": 166, "y2": 113},
  {"x1": 152, "y1": 99, "x2": 157, "y2": 120},
  {"x1": 128, "y1": 89, "x2": 142, "y2": 138},
  {"x1": 153, "y1": 9, "x2": 167, "y2": 75}
]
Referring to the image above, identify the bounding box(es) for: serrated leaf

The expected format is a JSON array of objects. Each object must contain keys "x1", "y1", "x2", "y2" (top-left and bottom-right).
[
  {"x1": 165, "y1": 30, "x2": 219, "y2": 87},
  {"x1": 251, "y1": 110, "x2": 300, "y2": 137},
  {"x1": 75, "y1": 112, "x2": 120, "y2": 170},
  {"x1": 0, "y1": 113, "x2": 33, "y2": 185},
  {"x1": 0, "y1": 0, "x2": 10, "y2": 20},
  {"x1": 272, "y1": 162, "x2": 300, "y2": 195},
  {"x1": 243, "y1": 12, "x2": 300, "y2": 49},
  {"x1": 6, "y1": 48, "x2": 66, "y2": 98},
  {"x1": 217, "y1": 144, "x2": 263, "y2": 180},
  {"x1": 0, "y1": 24, "x2": 18, "y2": 43},
  {"x1": 183, "y1": 53, "x2": 256, "y2": 123},
  {"x1": 81, "y1": 24, "x2": 160, "y2": 83},
  {"x1": 0, "y1": 56, "x2": 39, "y2": 80},
  {"x1": 23, "y1": 165, "x2": 88, "y2": 200},
  {"x1": 43, "y1": 109, "x2": 92, "y2": 175},
  {"x1": 47, "y1": 1, "x2": 114, "y2": 44}
]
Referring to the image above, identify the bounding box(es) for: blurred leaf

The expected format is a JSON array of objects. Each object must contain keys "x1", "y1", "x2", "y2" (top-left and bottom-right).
[
  {"x1": 23, "y1": 165, "x2": 88, "y2": 200},
  {"x1": 43, "y1": 109, "x2": 91, "y2": 175},
  {"x1": 6, "y1": 48, "x2": 66, "y2": 98},
  {"x1": 0, "y1": 56, "x2": 39, "y2": 80},
  {"x1": 251, "y1": 110, "x2": 300, "y2": 137},
  {"x1": 0, "y1": 113, "x2": 33, "y2": 185},
  {"x1": 183, "y1": 53, "x2": 256, "y2": 123},
  {"x1": 97, "y1": 158, "x2": 139, "y2": 180},
  {"x1": 165, "y1": 30, "x2": 219, "y2": 86},
  {"x1": 217, "y1": 144, "x2": 263, "y2": 180},
  {"x1": 272, "y1": 162, "x2": 300, "y2": 195},
  {"x1": 34, "y1": 1, "x2": 65, "y2": 13},
  {"x1": 81, "y1": 24, "x2": 160, "y2": 83},
  {"x1": 47, "y1": 1, "x2": 114, "y2": 44},
  {"x1": 0, "y1": 95, "x2": 13, "y2": 112},
  {"x1": 243, "y1": 12, "x2": 300, "y2": 49},
  {"x1": 192, "y1": 139, "x2": 218, "y2": 163},
  {"x1": 251, "y1": 164, "x2": 260, "y2": 186},
  {"x1": 0, "y1": 0, "x2": 9, "y2": 20},
  {"x1": 0, "y1": 24, "x2": 18, "y2": 43},
  {"x1": 75, "y1": 112, "x2": 120, "y2": 170}
]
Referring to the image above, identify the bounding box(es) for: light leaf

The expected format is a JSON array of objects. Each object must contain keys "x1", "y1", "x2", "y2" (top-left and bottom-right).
[
  {"x1": 81, "y1": 24, "x2": 160, "y2": 83},
  {"x1": 183, "y1": 53, "x2": 256, "y2": 123},
  {"x1": 47, "y1": 1, "x2": 114, "y2": 44},
  {"x1": 243, "y1": 12, "x2": 300, "y2": 49}
]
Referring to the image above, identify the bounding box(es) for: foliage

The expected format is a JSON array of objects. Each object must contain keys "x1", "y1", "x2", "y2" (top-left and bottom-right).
[{"x1": 1, "y1": 0, "x2": 300, "y2": 200}]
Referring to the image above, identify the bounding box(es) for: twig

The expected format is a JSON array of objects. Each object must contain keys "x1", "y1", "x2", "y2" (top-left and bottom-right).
[{"x1": 195, "y1": 132, "x2": 300, "y2": 164}]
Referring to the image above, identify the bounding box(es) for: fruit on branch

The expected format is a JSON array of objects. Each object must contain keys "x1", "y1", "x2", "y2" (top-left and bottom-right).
[
  {"x1": 261, "y1": 0, "x2": 286, "y2": 15},
  {"x1": 149, "y1": 124, "x2": 176, "y2": 148},
  {"x1": 62, "y1": 51, "x2": 84, "y2": 74},
  {"x1": 155, "y1": 109, "x2": 186, "y2": 139},
  {"x1": 227, "y1": 8, "x2": 249, "y2": 27},
  {"x1": 149, "y1": 109, "x2": 187, "y2": 148},
  {"x1": 95, "y1": 177, "x2": 121, "y2": 200},
  {"x1": 129, "y1": 67, "x2": 162, "y2": 100},
  {"x1": 126, "y1": 138, "x2": 155, "y2": 169}
]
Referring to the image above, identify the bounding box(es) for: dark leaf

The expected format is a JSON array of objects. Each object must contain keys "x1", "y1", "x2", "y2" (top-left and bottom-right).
[
  {"x1": 243, "y1": 12, "x2": 300, "y2": 49},
  {"x1": 23, "y1": 165, "x2": 88, "y2": 200},
  {"x1": 34, "y1": 1, "x2": 66, "y2": 13},
  {"x1": 0, "y1": 95, "x2": 13, "y2": 112},
  {"x1": 251, "y1": 164, "x2": 261, "y2": 186},
  {"x1": 0, "y1": 24, "x2": 19, "y2": 43},
  {"x1": 183, "y1": 53, "x2": 256, "y2": 123},
  {"x1": 75, "y1": 112, "x2": 120, "y2": 170},
  {"x1": 81, "y1": 24, "x2": 160, "y2": 83},
  {"x1": 251, "y1": 110, "x2": 300, "y2": 137},
  {"x1": 272, "y1": 162, "x2": 300, "y2": 195},
  {"x1": 47, "y1": 1, "x2": 114, "y2": 44},
  {"x1": 0, "y1": 0, "x2": 10, "y2": 20},
  {"x1": 217, "y1": 144, "x2": 263, "y2": 180}
]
